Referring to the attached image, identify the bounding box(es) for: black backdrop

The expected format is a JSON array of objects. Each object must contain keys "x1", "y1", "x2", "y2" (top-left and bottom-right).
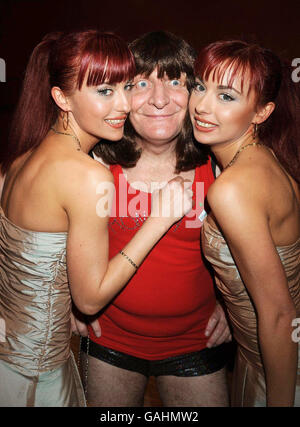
[{"x1": 0, "y1": 0, "x2": 300, "y2": 155}]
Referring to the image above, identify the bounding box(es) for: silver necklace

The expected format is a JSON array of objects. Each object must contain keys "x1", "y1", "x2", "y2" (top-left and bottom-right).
[{"x1": 51, "y1": 127, "x2": 81, "y2": 151}]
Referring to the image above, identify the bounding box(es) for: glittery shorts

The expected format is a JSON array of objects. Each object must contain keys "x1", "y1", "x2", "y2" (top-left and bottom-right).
[{"x1": 80, "y1": 339, "x2": 229, "y2": 377}]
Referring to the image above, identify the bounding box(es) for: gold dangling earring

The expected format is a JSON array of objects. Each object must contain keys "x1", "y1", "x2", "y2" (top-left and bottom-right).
[
  {"x1": 252, "y1": 123, "x2": 258, "y2": 140},
  {"x1": 62, "y1": 111, "x2": 69, "y2": 131}
]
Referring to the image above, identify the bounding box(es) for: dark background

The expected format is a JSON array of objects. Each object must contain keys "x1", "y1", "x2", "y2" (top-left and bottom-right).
[{"x1": 0, "y1": 0, "x2": 300, "y2": 154}]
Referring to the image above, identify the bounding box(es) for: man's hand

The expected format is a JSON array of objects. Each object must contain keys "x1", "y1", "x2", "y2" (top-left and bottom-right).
[
  {"x1": 205, "y1": 302, "x2": 232, "y2": 348},
  {"x1": 71, "y1": 308, "x2": 101, "y2": 338}
]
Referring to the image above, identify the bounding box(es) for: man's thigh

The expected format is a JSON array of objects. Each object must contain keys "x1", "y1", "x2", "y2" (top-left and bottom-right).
[
  {"x1": 156, "y1": 368, "x2": 229, "y2": 407},
  {"x1": 81, "y1": 353, "x2": 148, "y2": 407}
]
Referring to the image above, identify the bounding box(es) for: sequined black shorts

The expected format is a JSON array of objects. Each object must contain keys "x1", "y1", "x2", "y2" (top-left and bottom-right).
[{"x1": 80, "y1": 339, "x2": 229, "y2": 377}]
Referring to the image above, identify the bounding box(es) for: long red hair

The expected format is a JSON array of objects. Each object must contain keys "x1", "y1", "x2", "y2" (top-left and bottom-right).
[
  {"x1": 1, "y1": 30, "x2": 135, "y2": 175},
  {"x1": 194, "y1": 40, "x2": 300, "y2": 184}
]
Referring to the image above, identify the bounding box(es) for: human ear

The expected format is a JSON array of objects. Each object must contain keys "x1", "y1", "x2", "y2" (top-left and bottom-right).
[
  {"x1": 51, "y1": 86, "x2": 70, "y2": 112},
  {"x1": 253, "y1": 102, "x2": 275, "y2": 125}
]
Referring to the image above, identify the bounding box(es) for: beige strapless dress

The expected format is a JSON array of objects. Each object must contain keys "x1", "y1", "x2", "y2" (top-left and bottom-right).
[
  {"x1": 202, "y1": 220, "x2": 300, "y2": 407},
  {"x1": 0, "y1": 207, "x2": 86, "y2": 407}
]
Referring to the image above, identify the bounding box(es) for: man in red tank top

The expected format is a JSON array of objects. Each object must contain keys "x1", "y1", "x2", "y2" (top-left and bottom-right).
[{"x1": 73, "y1": 31, "x2": 232, "y2": 406}]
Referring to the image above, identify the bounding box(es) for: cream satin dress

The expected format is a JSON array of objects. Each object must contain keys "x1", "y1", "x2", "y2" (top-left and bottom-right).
[
  {"x1": 0, "y1": 207, "x2": 86, "y2": 407},
  {"x1": 202, "y1": 219, "x2": 300, "y2": 407}
]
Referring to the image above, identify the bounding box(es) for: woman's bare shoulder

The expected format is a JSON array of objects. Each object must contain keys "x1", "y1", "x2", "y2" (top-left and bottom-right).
[
  {"x1": 207, "y1": 162, "x2": 271, "y2": 210},
  {"x1": 47, "y1": 149, "x2": 113, "y2": 180},
  {"x1": 36, "y1": 149, "x2": 114, "y2": 211},
  {"x1": 48, "y1": 153, "x2": 114, "y2": 216}
]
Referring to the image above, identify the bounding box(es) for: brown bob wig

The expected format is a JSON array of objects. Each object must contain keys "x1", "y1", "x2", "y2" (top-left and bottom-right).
[{"x1": 93, "y1": 31, "x2": 209, "y2": 172}]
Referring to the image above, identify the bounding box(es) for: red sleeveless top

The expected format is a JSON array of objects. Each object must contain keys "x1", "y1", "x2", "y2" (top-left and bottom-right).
[{"x1": 89, "y1": 161, "x2": 216, "y2": 359}]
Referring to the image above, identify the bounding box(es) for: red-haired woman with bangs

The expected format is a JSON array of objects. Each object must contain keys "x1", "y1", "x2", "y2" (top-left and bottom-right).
[
  {"x1": 0, "y1": 30, "x2": 193, "y2": 407},
  {"x1": 189, "y1": 40, "x2": 300, "y2": 406}
]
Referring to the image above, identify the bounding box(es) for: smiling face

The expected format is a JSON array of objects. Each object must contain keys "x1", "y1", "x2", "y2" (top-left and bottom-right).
[
  {"x1": 189, "y1": 67, "x2": 259, "y2": 149},
  {"x1": 65, "y1": 80, "x2": 133, "y2": 142},
  {"x1": 129, "y1": 68, "x2": 189, "y2": 145}
]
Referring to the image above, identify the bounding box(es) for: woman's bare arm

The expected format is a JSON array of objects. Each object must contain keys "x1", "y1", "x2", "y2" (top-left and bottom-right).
[
  {"x1": 208, "y1": 175, "x2": 298, "y2": 407},
  {"x1": 64, "y1": 163, "x2": 193, "y2": 315}
]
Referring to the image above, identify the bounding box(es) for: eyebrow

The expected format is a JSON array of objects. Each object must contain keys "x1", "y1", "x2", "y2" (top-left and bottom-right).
[{"x1": 217, "y1": 85, "x2": 241, "y2": 95}]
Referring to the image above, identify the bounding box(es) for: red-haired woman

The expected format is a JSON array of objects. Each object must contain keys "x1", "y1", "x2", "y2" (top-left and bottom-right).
[
  {"x1": 189, "y1": 40, "x2": 300, "y2": 406},
  {"x1": 0, "y1": 30, "x2": 193, "y2": 407}
]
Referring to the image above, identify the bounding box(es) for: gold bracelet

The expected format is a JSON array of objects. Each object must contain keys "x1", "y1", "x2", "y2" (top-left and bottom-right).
[{"x1": 119, "y1": 250, "x2": 139, "y2": 269}]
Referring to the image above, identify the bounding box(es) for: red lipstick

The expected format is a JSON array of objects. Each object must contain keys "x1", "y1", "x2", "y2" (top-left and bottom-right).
[
  {"x1": 194, "y1": 116, "x2": 218, "y2": 133},
  {"x1": 105, "y1": 115, "x2": 127, "y2": 129}
]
